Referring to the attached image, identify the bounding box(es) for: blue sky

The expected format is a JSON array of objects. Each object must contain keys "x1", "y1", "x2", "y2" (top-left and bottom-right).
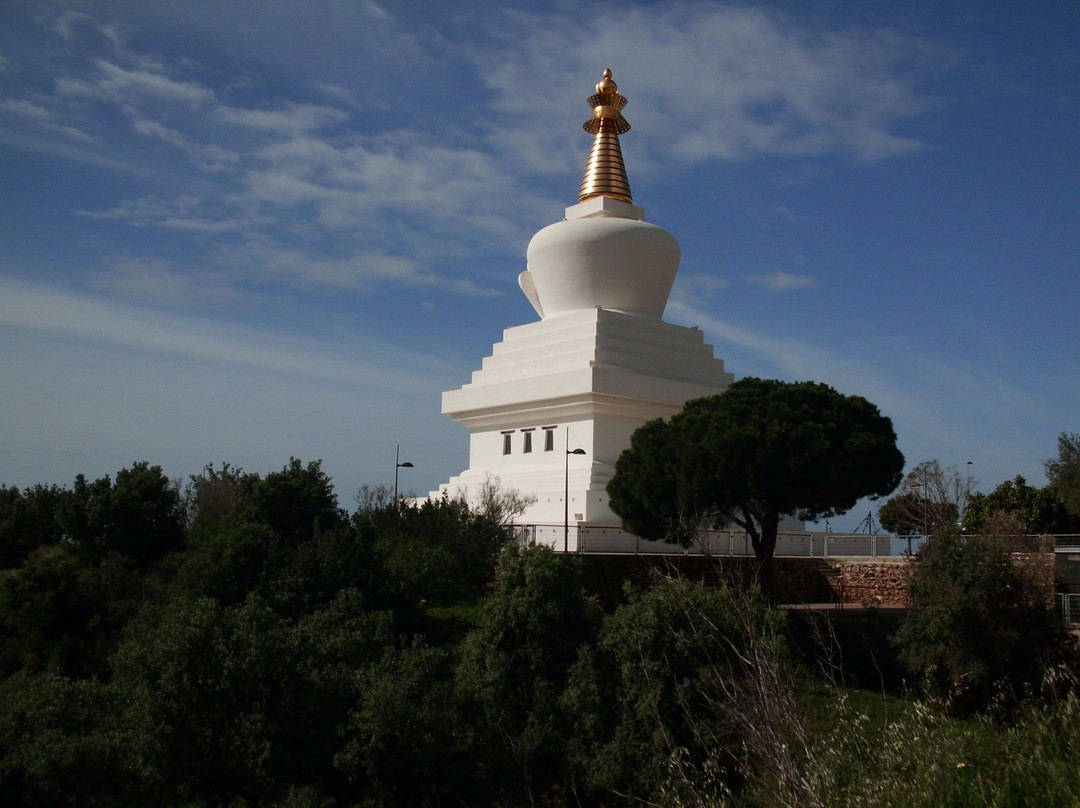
[{"x1": 1, "y1": 1, "x2": 1077, "y2": 528}]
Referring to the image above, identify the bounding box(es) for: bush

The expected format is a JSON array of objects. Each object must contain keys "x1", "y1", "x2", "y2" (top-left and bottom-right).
[{"x1": 893, "y1": 526, "x2": 1068, "y2": 712}]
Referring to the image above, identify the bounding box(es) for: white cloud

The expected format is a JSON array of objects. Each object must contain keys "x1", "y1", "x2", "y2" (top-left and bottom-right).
[
  {"x1": 674, "y1": 273, "x2": 731, "y2": 301},
  {"x1": 0, "y1": 99, "x2": 52, "y2": 121},
  {"x1": 52, "y1": 10, "x2": 95, "y2": 40},
  {"x1": 0, "y1": 279, "x2": 451, "y2": 393},
  {"x1": 0, "y1": 98, "x2": 98, "y2": 142},
  {"x1": 56, "y1": 59, "x2": 214, "y2": 105},
  {"x1": 215, "y1": 102, "x2": 349, "y2": 135},
  {"x1": 130, "y1": 115, "x2": 239, "y2": 170},
  {"x1": 76, "y1": 194, "x2": 243, "y2": 233},
  {"x1": 90, "y1": 257, "x2": 245, "y2": 306},
  {"x1": 311, "y1": 81, "x2": 358, "y2": 106},
  {"x1": 746, "y1": 271, "x2": 820, "y2": 291},
  {"x1": 215, "y1": 238, "x2": 503, "y2": 297},
  {"x1": 475, "y1": 4, "x2": 953, "y2": 172}
]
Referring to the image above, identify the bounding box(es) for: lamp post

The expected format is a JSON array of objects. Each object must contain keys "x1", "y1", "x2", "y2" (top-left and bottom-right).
[
  {"x1": 564, "y1": 432, "x2": 586, "y2": 553},
  {"x1": 910, "y1": 481, "x2": 923, "y2": 556},
  {"x1": 960, "y1": 461, "x2": 974, "y2": 529},
  {"x1": 394, "y1": 444, "x2": 413, "y2": 503}
]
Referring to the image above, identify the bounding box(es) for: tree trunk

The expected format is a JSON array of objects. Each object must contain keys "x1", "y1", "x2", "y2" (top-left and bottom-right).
[{"x1": 753, "y1": 513, "x2": 779, "y2": 602}]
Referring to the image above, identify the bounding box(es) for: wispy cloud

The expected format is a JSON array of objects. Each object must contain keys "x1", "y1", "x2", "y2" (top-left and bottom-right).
[
  {"x1": 215, "y1": 103, "x2": 349, "y2": 135},
  {"x1": 477, "y1": 5, "x2": 954, "y2": 172},
  {"x1": 746, "y1": 271, "x2": 820, "y2": 291},
  {"x1": 130, "y1": 116, "x2": 239, "y2": 171},
  {"x1": 0, "y1": 279, "x2": 453, "y2": 393},
  {"x1": 89, "y1": 257, "x2": 246, "y2": 306},
  {"x1": 76, "y1": 195, "x2": 243, "y2": 232},
  {"x1": 56, "y1": 59, "x2": 214, "y2": 105},
  {"x1": 3, "y1": 2, "x2": 953, "y2": 312}
]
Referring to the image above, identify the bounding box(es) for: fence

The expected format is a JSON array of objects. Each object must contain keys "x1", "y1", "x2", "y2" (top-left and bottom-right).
[
  {"x1": 507, "y1": 526, "x2": 1080, "y2": 561},
  {"x1": 511, "y1": 523, "x2": 897, "y2": 557},
  {"x1": 1056, "y1": 593, "x2": 1080, "y2": 625}
]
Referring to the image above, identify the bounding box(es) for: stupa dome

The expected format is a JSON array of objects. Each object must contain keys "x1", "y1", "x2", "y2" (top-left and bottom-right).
[{"x1": 518, "y1": 70, "x2": 680, "y2": 319}]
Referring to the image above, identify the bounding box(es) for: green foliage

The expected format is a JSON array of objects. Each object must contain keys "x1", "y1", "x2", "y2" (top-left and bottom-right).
[
  {"x1": 62, "y1": 462, "x2": 186, "y2": 567},
  {"x1": 335, "y1": 640, "x2": 462, "y2": 806},
  {"x1": 608, "y1": 378, "x2": 904, "y2": 594},
  {"x1": 565, "y1": 576, "x2": 792, "y2": 802},
  {"x1": 183, "y1": 462, "x2": 254, "y2": 541},
  {"x1": 964, "y1": 474, "x2": 1075, "y2": 534},
  {"x1": 111, "y1": 595, "x2": 291, "y2": 805},
  {"x1": 367, "y1": 495, "x2": 509, "y2": 603},
  {"x1": 878, "y1": 491, "x2": 922, "y2": 536},
  {"x1": 893, "y1": 527, "x2": 1065, "y2": 712},
  {"x1": 456, "y1": 543, "x2": 600, "y2": 805},
  {"x1": 878, "y1": 460, "x2": 972, "y2": 538},
  {"x1": 810, "y1": 677, "x2": 1080, "y2": 808},
  {"x1": 1046, "y1": 431, "x2": 1080, "y2": 521},
  {"x1": 171, "y1": 522, "x2": 286, "y2": 606},
  {"x1": 878, "y1": 490, "x2": 958, "y2": 536},
  {"x1": 605, "y1": 418, "x2": 683, "y2": 542},
  {"x1": 110, "y1": 589, "x2": 402, "y2": 806},
  {"x1": 0, "y1": 549, "x2": 143, "y2": 678},
  {"x1": 0, "y1": 485, "x2": 69, "y2": 568},
  {"x1": 240, "y1": 458, "x2": 345, "y2": 547},
  {"x1": 4, "y1": 456, "x2": 1080, "y2": 806},
  {"x1": 0, "y1": 672, "x2": 142, "y2": 807}
]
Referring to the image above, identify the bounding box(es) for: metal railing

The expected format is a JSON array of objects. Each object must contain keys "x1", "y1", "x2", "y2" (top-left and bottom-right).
[
  {"x1": 513, "y1": 523, "x2": 898, "y2": 557},
  {"x1": 1056, "y1": 593, "x2": 1080, "y2": 624},
  {"x1": 510, "y1": 526, "x2": 1080, "y2": 560}
]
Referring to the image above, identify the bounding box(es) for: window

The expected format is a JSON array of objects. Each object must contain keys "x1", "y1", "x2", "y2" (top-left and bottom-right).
[
  {"x1": 502, "y1": 431, "x2": 513, "y2": 455},
  {"x1": 523, "y1": 429, "x2": 533, "y2": 453},
  {"x1": 543, "y1": 427, "x2": 555, "y2": 452}
]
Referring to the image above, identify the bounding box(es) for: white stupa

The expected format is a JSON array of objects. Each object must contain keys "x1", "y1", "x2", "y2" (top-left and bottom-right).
[{"x1": 435, "y1": 70, "x2": 734, "y2": 548}]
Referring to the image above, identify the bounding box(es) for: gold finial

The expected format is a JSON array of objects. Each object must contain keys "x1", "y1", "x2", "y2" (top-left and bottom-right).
[{"x1": 578, "y1": 68, "x2": 632, "y2": 204}]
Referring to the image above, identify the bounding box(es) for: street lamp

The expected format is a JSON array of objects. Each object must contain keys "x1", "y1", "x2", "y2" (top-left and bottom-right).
[
  {"x1": 564, "y1": 433, "x2": 586, "y2": 553},
  {"x1": 910, "y1": 481, "x2": 923, "y2": 556},
  {"x1": 394, "y1": 444, "x2": 414, "y2": 503}
]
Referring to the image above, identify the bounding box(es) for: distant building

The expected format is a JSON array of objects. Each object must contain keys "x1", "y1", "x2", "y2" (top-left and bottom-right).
[{"x1": 434, "y1": 69, "x2": 776, "y2": 548}]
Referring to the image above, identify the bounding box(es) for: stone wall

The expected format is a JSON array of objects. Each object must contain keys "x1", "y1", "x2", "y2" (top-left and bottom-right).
[
  {"x1": 823, "y1": 558, "x2": 913, "y2": 607},
  {"x1": 576, "y1": 548, "x2": 1058, "y2": 610},
  {"x1": 577, "y1": 554, "x2": 845, "y2": 607}
]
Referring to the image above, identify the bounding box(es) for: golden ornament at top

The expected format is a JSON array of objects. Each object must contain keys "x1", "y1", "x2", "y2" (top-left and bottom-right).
[
  {"x1": 578, "y1": 68, "x2": 632, "y2": 203},
  {"x1": 583, "y1": 68, "x2": 630, "y2": 135}
]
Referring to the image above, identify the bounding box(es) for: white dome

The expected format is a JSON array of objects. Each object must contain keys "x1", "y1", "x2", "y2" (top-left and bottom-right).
[{"x1": 524, "y1": 213, "x2": 680, "y2": 319}]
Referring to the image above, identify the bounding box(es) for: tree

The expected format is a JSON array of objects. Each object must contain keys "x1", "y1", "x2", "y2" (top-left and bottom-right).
[
  {"x1": 60, "y1": 463, "x2": 185, "y2": 567},
  {"x1": 171, "y1": 523, "x2": 287, "y2": 607},
  {"x1": 608, "y1": 378, "x2": 904, "y2": 592},
  {"x1": 964, "y1": 475, "x2": 1075, "y2": 535},
  {"x1": 878, "y1": 491, "x2": 931, "y2": 537},
  {"x1": 564, "y1": 576, "x2": 800, "y2": 804},
  {"x1": 1045, "y1": 431, "x2": 1080, "y2": 522},
  {"x1": 184, "y1": 462, "x2": 253, "y2": 542},
  {"x1": 369, "y1": 495, "x2": 511, "y2": 603},
  {"x1": 892, "y1": 526, "x2": 1067, "y2": 713},
  {"x1": 471, "y1": 473, "x2": 537, "y2": 525},
  {"x1": 877, "y1": 459, "x2": 972, "y2": 537},
  {"x1": 353, "y1": 483, "x2": 392, "y2": 515},
  {"x1": 0, "y1": 484, "x2": 69, "y2": 568},
  {"x1": 0, "y1": 672, "x2": 143, "y2": 807},
  {"x1": 0, "y1": 548, "x2": 143, "y2": 679},
  {"x1": 241, "y1": 458, "x2": 345, "y2": 547},
  {"x1": 456, "y1": 544, "x2": 600, "y2": 805},
  {"x1": 335, "y1": 640, "x2": 463, "y2": 806}
]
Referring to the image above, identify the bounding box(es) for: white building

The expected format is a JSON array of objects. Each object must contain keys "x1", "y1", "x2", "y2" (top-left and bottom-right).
[{"x1": 434, "y1": 69, "x2": 736, "y2": 548}]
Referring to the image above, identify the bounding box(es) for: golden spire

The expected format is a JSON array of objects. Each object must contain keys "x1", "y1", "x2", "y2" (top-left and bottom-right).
[{"x1": 578, "y1": 68, "x2": 632, "y2": 204}]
